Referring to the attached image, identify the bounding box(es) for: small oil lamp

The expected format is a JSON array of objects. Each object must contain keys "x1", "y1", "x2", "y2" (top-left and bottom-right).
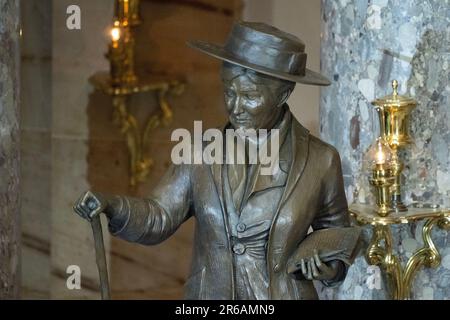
[{"x1": 364, "y1": 138, "x2": 396, "y2": 216}]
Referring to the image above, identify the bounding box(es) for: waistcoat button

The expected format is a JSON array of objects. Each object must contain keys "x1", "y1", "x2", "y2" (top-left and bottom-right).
[
  {"x1": 232, "y1": 243, "x2": 246, "y2": 255},
  {"x1": 236, "y1": 223, "x2": 246, "y2": 232}
]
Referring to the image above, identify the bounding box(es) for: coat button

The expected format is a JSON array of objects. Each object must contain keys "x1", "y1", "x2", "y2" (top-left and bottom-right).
[
  {"x1": 236, "y1": 223, "x2": 246, "y2": 232},
  {"x1": 273, "y1": 264, "x2": 281, "y2": 273},
  {"x1": 232, "y1": 243, "x2": 246, "y2": 255}
]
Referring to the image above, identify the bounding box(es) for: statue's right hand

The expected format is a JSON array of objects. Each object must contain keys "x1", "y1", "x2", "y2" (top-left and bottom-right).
[{"x1": 73, "y1": 191, "x2": 108, "y2": 221}]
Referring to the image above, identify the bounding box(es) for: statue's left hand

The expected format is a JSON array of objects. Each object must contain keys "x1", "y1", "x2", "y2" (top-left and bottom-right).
[
  {"x1": 73, "y1": 191, "x2": 108, "y2": 222},
  {"x1": 299, "y1": 249, "x2": 339, "y2": 281}
]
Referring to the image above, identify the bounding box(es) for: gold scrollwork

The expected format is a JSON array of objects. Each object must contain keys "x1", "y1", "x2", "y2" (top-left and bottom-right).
[
  {"x1": 90, "y1": 72, "x2": 184, "y2": 186},
  {"x1": 111, "y1": 82, "x2": 184, "y2": 186},
  {"x1": 366, "y1": 216, "x2": 450, "y2": 299}
]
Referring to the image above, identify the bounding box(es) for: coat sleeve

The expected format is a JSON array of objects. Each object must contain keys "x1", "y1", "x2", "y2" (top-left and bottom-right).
[
  {"x1": 107, "y1": 163, "x2": 193, "y2": 245},
  {"x1": 311, "y1": 148, "x2": 351, "y2": 287},
  {"x1": 311, "y1": 148, "x2": 350, "y2": 231}
]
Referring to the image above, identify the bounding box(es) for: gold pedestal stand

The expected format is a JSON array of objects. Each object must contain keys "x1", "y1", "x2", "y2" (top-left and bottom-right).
[{"x1": 350, "y1": 203, "x2": 450, "y2": 299}]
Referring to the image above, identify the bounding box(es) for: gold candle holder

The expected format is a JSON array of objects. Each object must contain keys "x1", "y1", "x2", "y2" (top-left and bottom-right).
[
  {"x1": 365, "y1": 138, "x2": 395, "y2": 216},
  {"x1": 115, "y1": 0, "x2": 141, "y2": 26},
  {"x1": 120, "y1": 26, "x2": 137, "y2": 85},
  {"x1": 107, "y1": 20, "x2": 138, "y2": 86},
  {"x1": 369, "y1": 163, "x2": 395, "y2": 216},
  {"x1": 372, "y1": 80, "x2": 417, "y2": 211},
  {"x1": 107, "y1": 21, "x2": 125, "y2": 86}
]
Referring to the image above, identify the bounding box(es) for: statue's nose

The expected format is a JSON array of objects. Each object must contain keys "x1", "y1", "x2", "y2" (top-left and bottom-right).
[{"x1": 232, "y1": 97, "x2": 244, "y2": 115}]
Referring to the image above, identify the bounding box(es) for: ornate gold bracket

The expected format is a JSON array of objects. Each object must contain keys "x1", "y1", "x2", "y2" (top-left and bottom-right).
[
  {"x1": 350, "y1": 203, "x2": 450, "y2": 299},
  {"x1": 90, "y1": 72, "x2": 184, "y2": 186}
]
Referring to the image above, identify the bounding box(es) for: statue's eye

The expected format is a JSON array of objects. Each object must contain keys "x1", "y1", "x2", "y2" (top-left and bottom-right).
[
  {"x1": 225, "y1": 89, "x2": 235, "y2": 98},
  {"x1": 244, "y1": 93, "x2": 260, "y2": 100}
]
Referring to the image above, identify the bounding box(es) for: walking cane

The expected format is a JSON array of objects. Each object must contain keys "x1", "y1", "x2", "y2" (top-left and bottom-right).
[{"x1": 90, "y1": 211, "x2": 111, "y2": 300}]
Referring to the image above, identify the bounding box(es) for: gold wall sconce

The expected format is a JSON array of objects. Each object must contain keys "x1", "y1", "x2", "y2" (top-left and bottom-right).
[
  {"x1": 350, "y1": 80, "x2": 450, "y2": 299},
  {"x1": 90, "y1": 0, "x2": 185, "y2": 186}
]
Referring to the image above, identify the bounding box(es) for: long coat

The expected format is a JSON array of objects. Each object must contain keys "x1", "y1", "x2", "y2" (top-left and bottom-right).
[{"x1": 108, "y1": 114, "x2": 350, "y2": 299}]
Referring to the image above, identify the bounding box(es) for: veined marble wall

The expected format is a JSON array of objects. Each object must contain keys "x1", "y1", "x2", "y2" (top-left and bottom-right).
[
  {"x1": 0, "y1": 0, "x2": 20, "y2": 299},
  {"x1": 320, "y1": 0, "x2": 450, "y2": 299}
]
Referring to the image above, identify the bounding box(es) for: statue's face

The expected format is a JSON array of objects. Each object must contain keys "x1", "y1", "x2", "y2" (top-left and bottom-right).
[{"x1": 221, "y1": 63, "x2": 293, "y2": 131}]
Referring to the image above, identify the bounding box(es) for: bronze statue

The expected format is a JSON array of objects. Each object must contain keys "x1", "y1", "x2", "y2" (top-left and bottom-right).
[{"x1": 74, "y1": 21, "x2": 359, "y2": 299}]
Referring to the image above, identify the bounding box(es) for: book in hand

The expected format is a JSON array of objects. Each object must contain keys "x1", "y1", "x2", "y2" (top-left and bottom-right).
[{"x1": 287, "y1": 226, "x2": 362, "y2": 276}]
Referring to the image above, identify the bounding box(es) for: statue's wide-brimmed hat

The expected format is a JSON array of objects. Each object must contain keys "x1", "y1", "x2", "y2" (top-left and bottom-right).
[{"x1": 187, "y1": 21, "x2": 330, "y2": 86}]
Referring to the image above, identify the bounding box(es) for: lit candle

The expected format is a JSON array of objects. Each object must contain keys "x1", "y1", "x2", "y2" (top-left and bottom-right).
[
  {"x1": 110, "y1": 22, "x2": 121, "y2": 48},
  {"x1": 109, "y1": 21, "x2": 124, "y2": 85},
  {"x1": 373, "y1": 139, "x2": 389, "y2": 171},
  {"x1": 375, "y1": 145, "x2": 385, "y2": 165}
]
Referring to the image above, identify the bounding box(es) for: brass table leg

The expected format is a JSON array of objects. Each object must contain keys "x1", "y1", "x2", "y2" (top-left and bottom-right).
[{"x1": 365, "y1": 216, "x2": 450, "y2": 299}]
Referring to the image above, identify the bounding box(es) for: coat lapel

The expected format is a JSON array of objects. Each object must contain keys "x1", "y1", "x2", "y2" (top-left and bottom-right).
[
  {"x1": 246, "y1": 136, "x2": 290, "y2": 197},
  {"x1": 210, "y1": 160, "x2": 225, "y2": 213},
  {"x1": 245, "y1": 107, "x2": 292, "y2": 201},
  {"x1": 267, "y1": 116, "x2": 310, "y2": 253},
  {"x1": 279, "y1": 118, "x2": 310, "y2": 205},
  {"x1": 211, "y1": 116, "x2": 309, "y2": 213}
]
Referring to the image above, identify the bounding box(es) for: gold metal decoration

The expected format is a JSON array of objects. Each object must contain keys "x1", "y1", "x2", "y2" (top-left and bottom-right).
[
  {"x1": 353, "y1": 79, "x2": 450, "y2": 299},
  {"x1": 371, "y1": 80, "x2": 417, "y2": 211},
  {"x1": 350, "y1": 204, "x2": 450, "y2": 299},
  {"x1": 364, "y1": 138, "x2": 395, "y2": 216},
  {"x1": 90, "y1": 0, "x2": 184, "y2": 186},
  {"x1": 369, "y1": 166, "x2": 395, "y2": 217}
]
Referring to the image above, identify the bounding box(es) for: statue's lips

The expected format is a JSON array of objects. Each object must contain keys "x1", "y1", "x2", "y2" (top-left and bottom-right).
[{"x1": 230, "y1": 117, "x2": 252, "y2": 124}]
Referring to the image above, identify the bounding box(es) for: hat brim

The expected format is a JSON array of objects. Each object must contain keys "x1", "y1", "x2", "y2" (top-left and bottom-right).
[{"x1": 187, "y1": 40, "x2": 331, "y2": 86}]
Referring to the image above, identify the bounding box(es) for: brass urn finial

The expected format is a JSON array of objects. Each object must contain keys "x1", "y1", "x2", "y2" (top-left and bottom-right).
[{"x1": 392, "y1": 79, "x2": 398, "y2": 96}]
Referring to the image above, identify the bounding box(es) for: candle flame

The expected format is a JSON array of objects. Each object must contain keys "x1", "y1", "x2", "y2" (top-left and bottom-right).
[
  {"x1": 111, "y1": 27, "x2": 121, "y2": 42},
  {"x1": 375, "y1": 142, "x2": 385, "y2": 164}
]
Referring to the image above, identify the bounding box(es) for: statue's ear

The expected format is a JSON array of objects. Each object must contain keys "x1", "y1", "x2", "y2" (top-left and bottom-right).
[{"x1": 277, "y1": 88, "x2": 293, "y2": 107}]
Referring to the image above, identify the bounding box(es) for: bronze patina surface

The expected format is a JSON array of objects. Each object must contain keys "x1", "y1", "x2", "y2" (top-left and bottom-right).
[{"x1": 74, "y1": 21, "x2": 359, "y2": 300}]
